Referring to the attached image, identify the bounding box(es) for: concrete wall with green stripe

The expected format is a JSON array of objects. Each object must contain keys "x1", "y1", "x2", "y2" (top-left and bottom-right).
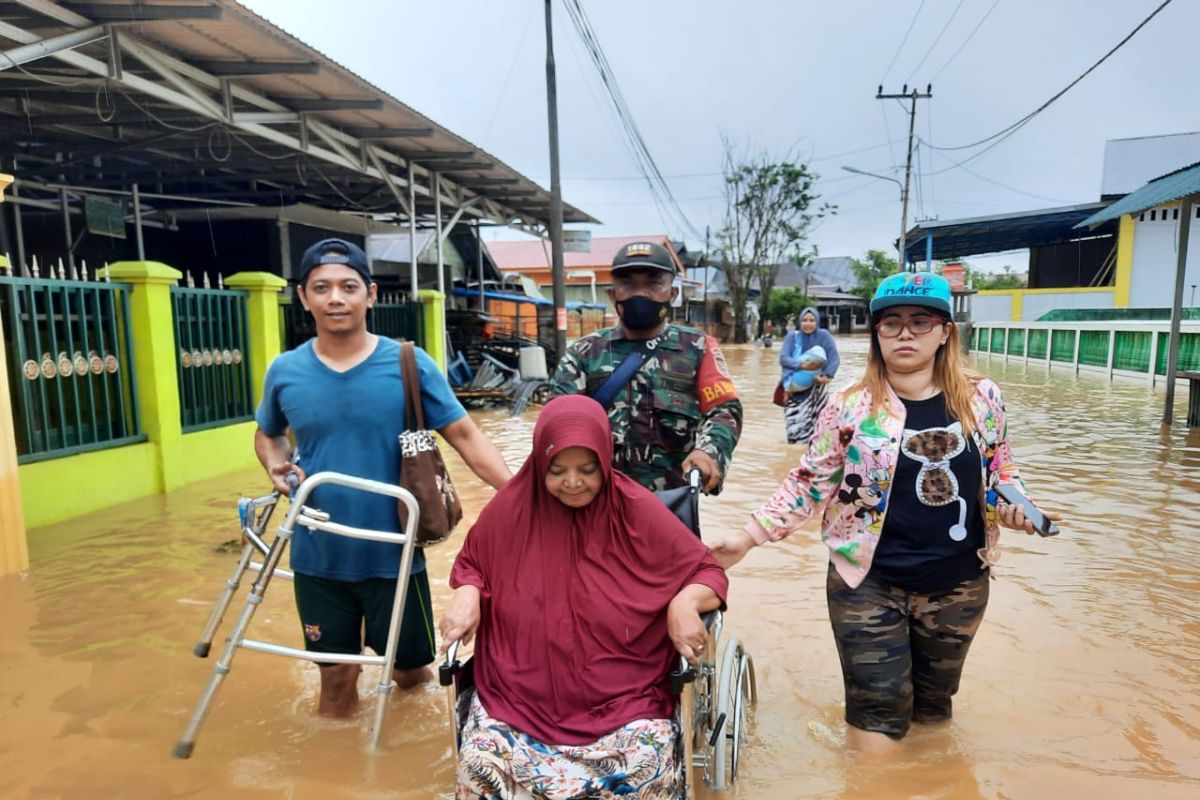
[{"x1": 969, "y1": 320, "x2": 1200, "y2": 383}]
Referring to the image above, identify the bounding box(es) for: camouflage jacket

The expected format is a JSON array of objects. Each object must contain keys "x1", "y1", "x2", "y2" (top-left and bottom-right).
[{"x1": 550, "y1": 324, "x2": 743, "y2": 493}]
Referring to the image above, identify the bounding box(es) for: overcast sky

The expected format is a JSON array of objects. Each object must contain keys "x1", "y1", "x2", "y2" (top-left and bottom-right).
[{"x1": 241, "y1": 0, "x2": 1198, "y2": 271}]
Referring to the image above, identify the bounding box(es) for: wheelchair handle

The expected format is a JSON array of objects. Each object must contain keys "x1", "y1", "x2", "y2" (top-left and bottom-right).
[
  {"x1": 687, "y1": 467, "x2": 702, "y2": 493},
  {"x1": 439, "y1": 639, "x2": 462, "y2": 687},
  {"x1": 670, "y1": 655, "x2": 696, "y2": 694}
]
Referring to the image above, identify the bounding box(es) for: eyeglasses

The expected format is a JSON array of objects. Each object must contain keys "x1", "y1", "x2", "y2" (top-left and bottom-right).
[{"x1": 874, "y1": 316, "x2": 944, "y2": 338}]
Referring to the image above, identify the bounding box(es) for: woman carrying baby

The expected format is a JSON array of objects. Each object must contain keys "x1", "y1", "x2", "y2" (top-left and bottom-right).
[{"x1": 779, "y1": 306, "x2": 841, "y2": 444}]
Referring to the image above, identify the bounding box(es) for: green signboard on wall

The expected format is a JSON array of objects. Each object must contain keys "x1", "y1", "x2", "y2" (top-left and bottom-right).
[{"x1": 85, "y1": 195, "x2": 127, "y2": 239}]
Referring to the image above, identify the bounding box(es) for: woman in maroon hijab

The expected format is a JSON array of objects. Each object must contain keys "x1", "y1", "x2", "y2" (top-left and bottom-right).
[{"x1": 439, "y1": 395, "x2": 727, "y2": 799}]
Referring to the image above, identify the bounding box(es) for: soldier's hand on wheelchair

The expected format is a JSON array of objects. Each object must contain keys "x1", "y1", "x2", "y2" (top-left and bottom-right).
[
  {"x1": 438, "y1": 585, "x2": 481, "y2": 652},
  {"x1": 667, "y1": 596, "x2": 709, "y2": 664},
  {"x1": 708, "y1": 530, "x2": 756, "y2": 570},
  {"x1": 681, "y1": 450, "x2": 719, "y2": 492}
]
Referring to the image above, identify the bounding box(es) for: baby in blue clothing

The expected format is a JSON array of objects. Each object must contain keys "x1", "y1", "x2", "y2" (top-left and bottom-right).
[{"x1": 783, "y1": 345, "x2": 827, "y2": 392}]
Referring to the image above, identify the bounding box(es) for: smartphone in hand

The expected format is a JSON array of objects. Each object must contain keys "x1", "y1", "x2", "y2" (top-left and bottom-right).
[{"x1": 995, "y1": 484, "x2": 1059, "y2": 537}]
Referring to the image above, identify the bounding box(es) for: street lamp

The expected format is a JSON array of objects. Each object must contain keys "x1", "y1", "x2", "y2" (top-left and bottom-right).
[{"x1": 842, "y1": 165, "x2": 909, "y2": 271}]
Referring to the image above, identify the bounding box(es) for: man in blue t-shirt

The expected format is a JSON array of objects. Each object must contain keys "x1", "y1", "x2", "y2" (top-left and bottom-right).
[{"x1": 255, "y1": 238, "x2": 512, "y2": 717}]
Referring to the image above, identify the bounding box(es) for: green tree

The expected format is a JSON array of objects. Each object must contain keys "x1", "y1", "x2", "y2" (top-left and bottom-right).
[
  {"x1": 718, "y1": 136, "x2": 834, "y2": 342},
  {"x1": 765, "y1": 287, "x2": 810, "y2": 327},
  {"x1": 849, "y1": 249, "x2": 898, "y2": 299},
  {"x1": 961, "y1": 261, "x2": 1025, "y2": 289}
]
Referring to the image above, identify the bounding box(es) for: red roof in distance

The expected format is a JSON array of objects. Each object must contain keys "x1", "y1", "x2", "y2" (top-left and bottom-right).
[{"x1": 487, "y1": 234, "x2": 682, "y2": 275}]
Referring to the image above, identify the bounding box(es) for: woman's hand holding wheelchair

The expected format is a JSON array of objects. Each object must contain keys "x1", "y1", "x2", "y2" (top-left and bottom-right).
[
  {"x1": 439, "y1": 585, "x2": 481, "y2": 652},
  {"x1": 668, "y1": 585, "x2": 716, "y2": 664}
]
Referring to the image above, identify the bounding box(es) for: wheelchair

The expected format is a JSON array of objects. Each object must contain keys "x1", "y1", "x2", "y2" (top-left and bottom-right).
[{"x1": 440, "y1": 470, "x2": 757, "y2": 797}]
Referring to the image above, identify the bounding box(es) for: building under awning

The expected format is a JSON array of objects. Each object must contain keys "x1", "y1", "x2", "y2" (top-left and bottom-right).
[
  {"x1": 0, "y1": 0, "x2": 595, "y2": 293},
  {"x1": 902, "y1": 203, "x2": 1119, "y2": 289}
]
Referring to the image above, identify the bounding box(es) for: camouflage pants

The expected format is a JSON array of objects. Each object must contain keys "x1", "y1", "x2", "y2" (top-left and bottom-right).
[{"x1": 826, "y1": 564, "x2": 990, "y2": 739}]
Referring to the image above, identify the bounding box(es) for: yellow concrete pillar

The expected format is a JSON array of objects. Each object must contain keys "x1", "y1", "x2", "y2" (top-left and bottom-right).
[
  {"x1": 104, "y1": 261, "x2": 186, "y2": 492},
  {"x1": 0, "y1": 170, "x2": 29, "y2": 574},
  {"x1": 0, "y1": 309, "x2": 30, "y2": 575},
  {"x1": 1114, "y1": 214, "x2": 1136, "y2": 308},
  {"x1": 418, "y1": 289, "x2": 446, "y2": 370},
  {"x1": 1010, "y1": 290, "x2": 1024, "y2": 322},
  {"x1": 225, "y1": 272, "x2": 287, "y2": 405}
]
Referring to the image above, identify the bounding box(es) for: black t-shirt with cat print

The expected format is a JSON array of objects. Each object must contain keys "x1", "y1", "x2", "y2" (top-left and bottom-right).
[{"x1": 869, "y1": 393, "x2": 985, "y2": 593}]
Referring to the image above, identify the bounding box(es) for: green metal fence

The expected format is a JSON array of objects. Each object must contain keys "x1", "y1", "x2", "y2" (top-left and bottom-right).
[
  {"x1": 1113, "y1": 331, "x2": 1151, "y2": 373},
  {"x1": 1008, "y1": 328, "x2": 1026, "y2": 357},
  {"x1": 280, "y1": 292, "x2": 422, "y2": 351},
  {"x1": 1154, "y1": 331, "x2": 1200, "y2": 375},
  {"x1": 371, "y1": 301, "x2": 423, "y2": 342},
  {"x1": 1050, "y1": 330, "x2": 1076, "y2": 362},
  {"x1": 1, "y1": 275, "x2": 143, "y2": 463},
  {"x1": 171, "y1": 287, "x2": 253, "y2": 432},
  {"x1": 1027, "y1": 329, "x2": 1048, "y2": 359},
  {"x1": 990, "y1": 328, "x2": 1006, "y2": 354},
  {"x1": 1077, "y1": 331, "x2": 1110, "y2": 368}
]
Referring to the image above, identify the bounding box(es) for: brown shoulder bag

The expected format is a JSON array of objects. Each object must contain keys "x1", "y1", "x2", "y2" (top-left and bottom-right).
[{"x1": 397, "y1": 341, "x2": 463, "y2": 546}]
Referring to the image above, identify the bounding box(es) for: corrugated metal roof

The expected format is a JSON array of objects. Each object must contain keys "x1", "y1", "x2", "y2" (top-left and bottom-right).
[
  {"x1": 904, "y1": 203, "x2": 1114, "y2": 261},
  {"x1": 1077, "y1": 161, "x2": 1200, "y2": 228},
  {"x1": 1101, "y1": 132, "x2": 1200, "y2": 198},
  {"x1": 0, "y1": 0, "x2": 596, "y2": 226}
]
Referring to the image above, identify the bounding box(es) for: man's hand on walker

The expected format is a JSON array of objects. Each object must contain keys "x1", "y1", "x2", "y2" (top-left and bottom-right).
[
  {"x1": 438, "y1": 585, "x2": 481, "y2": 652},
  {"x1": 681, "y1": 449, "x2": 720, "y2": 492},
  {"x1": 708, "y1": 530, "x2": 756, "y2": 570},
  {"x1": 267, "y1": 461, "x2": 305, "y2": 496}
]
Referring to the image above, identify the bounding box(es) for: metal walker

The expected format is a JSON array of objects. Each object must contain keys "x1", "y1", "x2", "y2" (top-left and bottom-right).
[{"x1": 173, "y1": 471, "x2": 421, "y2": 759}]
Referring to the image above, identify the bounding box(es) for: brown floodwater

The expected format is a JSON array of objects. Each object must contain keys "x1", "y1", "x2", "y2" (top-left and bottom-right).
[{"x1": 2, "y1": 340, "x2": 1199, "y2": 799}]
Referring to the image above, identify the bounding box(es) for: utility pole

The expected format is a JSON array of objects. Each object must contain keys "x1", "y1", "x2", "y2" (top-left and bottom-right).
[
  {"x1": 702, "y1": 225, "x2": 710, "y2": 334},
  {"x1": 544, "y1": 0, "x2": 567, "y2": 360},
  {"x1": 1163, "y1": 194, "x2": 1196, "y2": 426},
  {"x1": 876, "y1": 84, "x2": 932, "y2": 271}
]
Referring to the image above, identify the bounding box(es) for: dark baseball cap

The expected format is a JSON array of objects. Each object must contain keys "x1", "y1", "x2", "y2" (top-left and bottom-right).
[
  {"x1": 611, "y1": 241, "x2": 677, "y2": 275},
  {"x1": 298, "y1": 238, "x2": 371, "y2": 286}
]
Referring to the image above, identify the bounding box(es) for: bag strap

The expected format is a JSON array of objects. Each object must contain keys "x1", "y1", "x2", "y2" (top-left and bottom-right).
[
  {"x1": 399, "y1": 341, "x2": 426, "y2": 431},
  {"x1": 591, "y1": 343, "x2": 651, "y2": 409}
]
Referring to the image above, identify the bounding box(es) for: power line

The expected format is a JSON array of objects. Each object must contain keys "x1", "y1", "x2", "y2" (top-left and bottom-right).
[
  {"x1": 920, "y1": 141, "x2": 1077, "y2": 203},
  {"x1": 926, "y1": 0, "x2": 1175, "y2": 153},
  {"x1": 906, "y1": 0, "x2": 965, "y2": 84},
  {"x1": 559, "y1": 0, "x2": 702, "y2": 239},
  {"x1": 930, "y1": 0, "x2": 1001, "y2": 82},
  {"x1": 879, "y1": 0, "x2": 926, "y2": 84}
]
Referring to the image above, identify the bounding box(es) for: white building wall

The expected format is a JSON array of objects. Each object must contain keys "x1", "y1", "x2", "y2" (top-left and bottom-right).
[
  {"x1": 1129, "y1": 203, "x2": 1200, "y2": 308},
  {"x1": 972, "y1": 293, "x2": 1012, "y2": 322},
  {"x1": 1101, "y1": 133, "x2": 1200, "y2": 197},
  {"x1": 1021, "y1": 291, "x2": 1114, "y2": 320}
]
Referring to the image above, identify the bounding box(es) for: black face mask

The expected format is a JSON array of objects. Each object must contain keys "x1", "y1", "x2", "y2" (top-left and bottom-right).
[{"x1": 616, "y1": 295, "x2": 670, "y2": 332}]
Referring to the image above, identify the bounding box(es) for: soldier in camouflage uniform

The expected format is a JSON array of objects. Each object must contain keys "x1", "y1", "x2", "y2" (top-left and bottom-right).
[{"x1": 550, "y1": 241, "x2": 741, "y2": 493}]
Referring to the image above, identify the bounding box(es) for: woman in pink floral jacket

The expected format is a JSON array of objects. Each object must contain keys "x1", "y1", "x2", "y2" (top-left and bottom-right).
[{"x1": 711, "y1": 272, "x2": 1061, "y2": 752}]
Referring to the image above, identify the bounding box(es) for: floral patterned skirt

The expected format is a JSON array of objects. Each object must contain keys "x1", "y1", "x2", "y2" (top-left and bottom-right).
[{"x1": 456, "y1": 692, "x2": 681, "y2": 800}]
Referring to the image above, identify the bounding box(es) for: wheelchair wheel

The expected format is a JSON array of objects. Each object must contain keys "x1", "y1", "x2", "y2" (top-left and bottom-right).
[
  {"x1": 710, "y1": 637, "x2": 752, "y2": 790},
  {"x1": 729, "y1": 650, "x2": 756, "y2": 781}
]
